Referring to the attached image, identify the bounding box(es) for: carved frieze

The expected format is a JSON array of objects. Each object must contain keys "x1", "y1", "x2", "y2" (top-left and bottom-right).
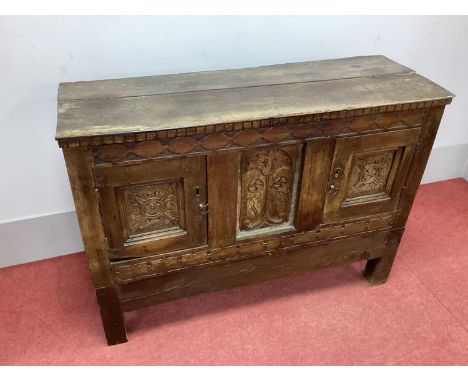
[{"x1": 90, "y1": 109, "x2": 427, "y2": 164}]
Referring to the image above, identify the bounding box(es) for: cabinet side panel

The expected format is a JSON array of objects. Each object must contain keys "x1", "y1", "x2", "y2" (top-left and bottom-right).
[
  {"x1": 63, "y1": 147, "x2": 113, "y2": 288},
  {"x1": 296, "y1": 138, "x2": 335, "y2": 230},
  {"x1": 394, "y1": 106, "x2": 446, "y2": 228},
  {"x1": 207, "y1": 151, "x2": 239, "y2": 248}
]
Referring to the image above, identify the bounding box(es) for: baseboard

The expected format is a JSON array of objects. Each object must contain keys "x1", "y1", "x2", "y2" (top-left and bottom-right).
[
  {"x1": 1, "y1": 144, "x2": 467, "y2": 269},
  {"x1": 463, "y1": 155, "x2": 468, "y2": 181},
  {"x1": 421, "y1": 144, "x2": 468, "y2": 184},
  {"x1": 0, "y1": 210, "x2": 84, "y2": 268}
]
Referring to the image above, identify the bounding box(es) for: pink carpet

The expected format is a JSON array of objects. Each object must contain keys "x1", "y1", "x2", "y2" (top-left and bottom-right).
[{"x1": 1, "y1": 178, "x2": 467, "y2": 365}]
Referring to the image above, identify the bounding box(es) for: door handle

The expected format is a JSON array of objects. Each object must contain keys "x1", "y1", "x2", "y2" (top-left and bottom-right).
[
  {"x1": 329, "y1": 184, "x2": 339, "y2": 195},
  {"x1": 198, "y1": 202, "x2": 209, "y2": 214}
]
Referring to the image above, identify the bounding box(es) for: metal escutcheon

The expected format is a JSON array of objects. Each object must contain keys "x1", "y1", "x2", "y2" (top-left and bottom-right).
[{"x1": 192, "y1": 186, "x2": 202, "y2": 197}]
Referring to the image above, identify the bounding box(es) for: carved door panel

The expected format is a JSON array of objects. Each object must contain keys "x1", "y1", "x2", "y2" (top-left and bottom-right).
[
  {"x1": 237, "y1": 145, "x2": 302, "y2": 239},
  {"x1": 94, "y1": 156, "x2": 207, "y2": 259},
  {"x1": 323, "y1": 128, "x2": 421, "y2": 222}
]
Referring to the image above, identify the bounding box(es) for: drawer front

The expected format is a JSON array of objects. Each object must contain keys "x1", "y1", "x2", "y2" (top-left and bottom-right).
[
  {"x1": 111, "y1": 217, "x2": 393, "y2": 284},
  {"x1": 118, "y1": 228, "x2": 392, "y2": 309},
  {"x1": 94, "y1": 156, "x2": 207, "y2": 258},
  {"x1": 323, "y1": 127, "x2": 420, "y2": 222}
]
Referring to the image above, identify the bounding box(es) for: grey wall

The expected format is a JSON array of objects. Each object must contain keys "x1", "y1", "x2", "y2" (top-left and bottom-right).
[{"x1": 1, "y1": 16, "x2": 468, "y2": 268}]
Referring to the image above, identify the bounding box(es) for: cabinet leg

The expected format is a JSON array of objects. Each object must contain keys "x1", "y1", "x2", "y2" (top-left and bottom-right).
[
  {"x1": 95, "y1": 286, "x2": 128, "y2": 346},
  {"x1": 364, "y1": 229, "x2": 404, "y2": 286}
]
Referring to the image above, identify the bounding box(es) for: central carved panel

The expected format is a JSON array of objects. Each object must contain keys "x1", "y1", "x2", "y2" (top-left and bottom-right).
[
  {"x1": 118, "y1": 181, "x2": 182, "y2": 240},
  {"x1": 239, "y1": 146, "x2": 298, "y2": 232},
  {"x1": 347, "y1": 150, "x2": 395, "y2": 198}
]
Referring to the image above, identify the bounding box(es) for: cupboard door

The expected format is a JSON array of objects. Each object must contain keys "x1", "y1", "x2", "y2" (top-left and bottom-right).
[
  {"x1": 94, "y1": 156, "x2": 207, "y2": 258},
  {"x1": 323, "y1": 128, "x2": 421, "y2": 222}
]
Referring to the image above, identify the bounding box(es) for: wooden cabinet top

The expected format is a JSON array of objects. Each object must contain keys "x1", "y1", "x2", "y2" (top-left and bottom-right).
[{"x1": 55, "y1": 55, "x2": 453, "y2": 145}]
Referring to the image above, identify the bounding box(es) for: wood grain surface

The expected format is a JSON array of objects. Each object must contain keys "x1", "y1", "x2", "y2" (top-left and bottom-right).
[{"x1": 56, "y1": 56, "x2": 453, "y2": 142}]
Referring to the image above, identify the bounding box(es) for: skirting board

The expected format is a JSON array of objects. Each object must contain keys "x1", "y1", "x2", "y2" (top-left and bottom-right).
[
  {"x1": 0, "y1": 210, "x2": 84, "y2": 268},
  {"x1": 1, "y1": 144, "x2": 467, "y2": 269},
  {"x1": 421, "y1": 143, "x2": 468, "y2": 184}
]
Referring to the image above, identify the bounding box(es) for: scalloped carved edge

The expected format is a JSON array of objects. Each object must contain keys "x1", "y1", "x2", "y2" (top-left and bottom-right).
[
  {"x1": 111, "y1": 214, "x2": 394, "y2": 283},
  {"x1": 56, "y1": 100, "x2": 450, "y2": 148},
  {"x1": 90, "y1": 109, "x2": 428, "y2": 164}
]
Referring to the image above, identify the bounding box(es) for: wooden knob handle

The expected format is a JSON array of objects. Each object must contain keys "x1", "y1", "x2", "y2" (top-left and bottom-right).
[
  {"x1": 329, "y1": 184, "x2": 338, "y2": 194},
  {"x1": 198, "y1": 202, "x2": 209, "y2": 214}
]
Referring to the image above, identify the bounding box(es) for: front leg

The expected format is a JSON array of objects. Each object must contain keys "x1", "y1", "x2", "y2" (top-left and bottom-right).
[
  {"x1": 95, "y1": 286, "x2": 128, "y2": 345},
  {"x1": 364, "y1": 229, "x2": 404, "y2": 286}
]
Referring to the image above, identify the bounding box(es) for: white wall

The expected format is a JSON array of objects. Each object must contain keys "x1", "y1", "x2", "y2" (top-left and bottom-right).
[{"x1": 1, "y1": 16, "x2": 467, "y2": 266}]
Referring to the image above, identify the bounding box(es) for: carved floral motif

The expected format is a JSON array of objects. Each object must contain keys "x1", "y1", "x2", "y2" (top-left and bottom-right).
[
  {"x1": 240, "y1": 147, "x2": 297, "y2": 230},
  {"x1": 121, "y1": 182, "x2": 180, "y2": 237},
  {"x1": 348, "y1": 151, "x2": 395, "y2": 197}
]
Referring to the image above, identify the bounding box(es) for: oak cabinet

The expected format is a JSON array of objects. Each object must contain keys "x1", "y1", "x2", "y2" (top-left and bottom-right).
[{"x1": 56, "y1": 56, "x2": 453, "y2": 345}]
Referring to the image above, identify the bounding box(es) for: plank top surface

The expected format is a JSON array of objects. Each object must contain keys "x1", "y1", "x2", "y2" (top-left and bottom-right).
[{"x1": 56, "y1": 55, "x2": 453, "y2": 140}]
